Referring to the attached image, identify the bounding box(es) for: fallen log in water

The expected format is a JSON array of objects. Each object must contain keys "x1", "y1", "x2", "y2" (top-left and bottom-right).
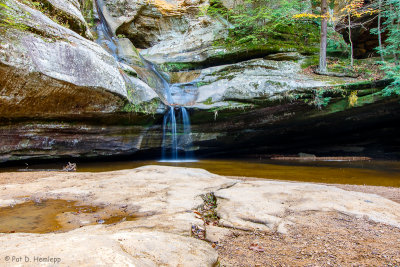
[{"x1": 271, "y1": 156, "x2": 372, "y2": 161}]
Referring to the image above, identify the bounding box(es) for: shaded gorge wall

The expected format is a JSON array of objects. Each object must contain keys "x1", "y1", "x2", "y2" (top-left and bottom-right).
[{"x1": 1, "y1": 86, "x2": 399, "y2": 164}]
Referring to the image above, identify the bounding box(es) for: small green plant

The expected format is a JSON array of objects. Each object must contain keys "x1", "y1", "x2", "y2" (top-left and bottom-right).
[
  {"x1": 199, "y1": 193, "x2": 219, "y2": 222},
  {"x1": 348, "y1": 90, "x2": 358, "y2": 107},
  {"x1": 79, "y1": 0, "x2": 94, "y2": 27},
  {"x1": 196, "y1": 81, "x2": 211, "y2": 87},
  {"x1": 122, "y1": 99, "x2": 160, "y2": 115},
  {"x1": 203, "y1": 97, "x2": 213, "y2": 105},
  {"x1": 161, "y1": 62, "x2": 197, "y2": 72},
  {"x1": 305, "y1": 89, "x2": 331, "y2": 109},
  {"x1": 123, "y1": 87, "x2": 160, "y2": 115}
]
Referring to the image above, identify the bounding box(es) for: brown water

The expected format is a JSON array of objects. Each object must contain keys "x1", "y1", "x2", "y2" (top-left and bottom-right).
[
  {"x1": 85, "y1": 159, "x2": 400, "y2": 187},
  {"x1": 6, "y1": 159, "x2": 399, "y2": 187},
  {"x1": 0, "y1": 199, "x2": 137, "y2": 234}
]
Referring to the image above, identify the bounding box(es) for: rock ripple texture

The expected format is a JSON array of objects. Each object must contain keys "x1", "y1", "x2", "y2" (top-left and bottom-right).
[{"x1": 0, "y1": 166, "x2": 399, "y2": 266}]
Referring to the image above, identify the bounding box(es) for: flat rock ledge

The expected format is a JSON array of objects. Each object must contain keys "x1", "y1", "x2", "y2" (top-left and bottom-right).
[{"x1": 0, "y1": 166, "x2": 399, "y2": 266}]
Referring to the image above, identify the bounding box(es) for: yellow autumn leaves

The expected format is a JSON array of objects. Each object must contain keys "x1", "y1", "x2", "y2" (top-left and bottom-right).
[{"x1": 293, "y1": 0, "x2": 377, "y2": 21}]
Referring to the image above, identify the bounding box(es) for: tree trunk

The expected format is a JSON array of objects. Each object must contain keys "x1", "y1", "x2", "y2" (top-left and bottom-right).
[
  {"x1": 348, "y1": 13, "x2": 354, "y2": 67},
  {"x1": 319, "y1": 0, "x2": 328, "y2": 73},
  {"x1": 378, "y1": 0, "x2": 385, "y2": 62}
]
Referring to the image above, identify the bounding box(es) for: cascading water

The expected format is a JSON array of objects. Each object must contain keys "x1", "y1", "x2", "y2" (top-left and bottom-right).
[
  {"x1": 93, "y1": 0, "x2": 195, "y2": 162},
  {"x1": 181, "y1": 107, "x2": 194, "y2": 160},
  {"x1": 160, "y1": 106, "x2": 195, "y2": 162},
  {"x1": 94, "y1": 0, "x2": 119, "y2": 60},
  {"x1": 161, "y1": 106, "x2": 178, "y2": 161}
]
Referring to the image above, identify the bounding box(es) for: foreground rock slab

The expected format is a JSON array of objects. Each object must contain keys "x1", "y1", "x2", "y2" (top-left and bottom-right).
[
  {"x1": 216, "y1": 180, "x2": 400, "y2": 233},
  {"x1": 1, "y1": 228, "x2": 217, "y2": 267},
  {"x1": 0, "y1": 166, "x2": 399, "y2": 266}
]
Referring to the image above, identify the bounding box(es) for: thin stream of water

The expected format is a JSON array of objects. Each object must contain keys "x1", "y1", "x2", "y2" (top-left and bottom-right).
[{"x1": 94, "y1": 0, "x2": 195, "y2": 162}]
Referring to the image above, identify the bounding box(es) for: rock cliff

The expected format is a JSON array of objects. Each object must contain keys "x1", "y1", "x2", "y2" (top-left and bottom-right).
[{"x1": 0, "y1": 0, "x2": 398, "y2": 162}]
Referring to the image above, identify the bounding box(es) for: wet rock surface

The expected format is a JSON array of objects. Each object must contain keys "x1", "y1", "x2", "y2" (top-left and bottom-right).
[
  {"x1": 0, "y1": 0, "x2": 161, "y2": 119},
  {"x1": 0, "y1": 166, "x2": 399, "y2": 266}
]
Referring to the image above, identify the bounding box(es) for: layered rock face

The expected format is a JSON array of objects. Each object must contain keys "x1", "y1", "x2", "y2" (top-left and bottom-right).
[
  {"x1": 0, "y1": 0, "x2": 126, "y2": 117},
  {"x1": 0, "y1": 0, "x2": 160, "y2": 118},
  {"x1": 0, "y1": 116, "x2": 163, "y2": 163},
  {"x1": 38, "y1": 0, "x2": 94, "y2": 39},
  {"x1": 336, "y1": 13, "x2": 383, "y2": 58},
  {"x1": 103, "y1": 0, "x2": 233, "y2": 68},
  {"x1": 0, "y1": 0, "x2": 399, "y2": 162},
  {"x1": 0, "y1": 0, "x2": 165, "y2": 161},
  {"x1": 335, "y1": 0, "x2": 386, "y2": 59}
]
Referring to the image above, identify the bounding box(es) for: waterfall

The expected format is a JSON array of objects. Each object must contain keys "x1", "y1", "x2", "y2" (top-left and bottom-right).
[
  {"x1": 94, "y1": 0, "x2": 119, "y2": 60},
  {"x1": 160, "y1": 106, "x2": 195, "y2": 162},
  {"x1": 181, "y1": 107, "x2": 194, "y2": 160},
  {"x1": 93, "y1": 0, "x2": 195, "y2": 161},
  {"x1": 161, "y1": 106, "x2": 178, "y2": 161}
]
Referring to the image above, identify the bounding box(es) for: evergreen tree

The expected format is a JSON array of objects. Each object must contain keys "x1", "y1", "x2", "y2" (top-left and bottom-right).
[{"x1": 378, "y1": 0, "x2": 400, "y2": 95}]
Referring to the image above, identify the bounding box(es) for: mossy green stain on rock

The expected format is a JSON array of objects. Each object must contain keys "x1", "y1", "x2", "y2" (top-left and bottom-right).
[
  {"x1": 122, "y1": 98, "x2": 161, "y2": 115},
  {"x1": 203, "y1": 97, "x2": 214, "y2": 105}
]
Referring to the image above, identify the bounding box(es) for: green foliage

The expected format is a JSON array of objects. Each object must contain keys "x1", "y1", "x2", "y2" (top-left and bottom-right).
[
  {"x1": 196, "y1": 81, "x2": 211, "y2": 87},
  {"x1": 79, "y1": 0, "x2": 94, "y2": 28},
  {"x1": 382, "y1": 63, "x2": 400, "y2": 96},
  {"x1": 206, "y1": 0, "x2": 319, "y2": 48},
  {"x1": 0, "y1": 0, "x2": 27, "y2": 30},
  {"x1": 122, "y1": 98, "x2": 160, "y2": 114},
  {"x1": 327, "y1": 29, "x2": 349, "y2": 57},
  {"x1": 160, "y1": 62, "x2": 198, "y2": 72},
  {"x1": 122, "y1": 85, "x2": 160, "y2": 115},
  {"x1": 348, "y1": 90, "x2": 358, "y2": 106},
  {"x1": 304, "y1": 89, "x2": 331, "y2": 109},
  {"x1": 0, "y1": 0, "x2": 10, "y2": 27},
  {"x1": 373, "y1": 0, "x2": 400, "y2": 95},
  {"x1": 199, "y1": 193, "x2": 219, "y2": 222},
  {"x1": 203, "y1": 97, "x2": 213, "y2": 105},
  {"x1": 24, "y1": 0, "x2": 71, "y2": 29},
  {"x1": 301, "y1": 55, "x2": 319, "y2": 69}
]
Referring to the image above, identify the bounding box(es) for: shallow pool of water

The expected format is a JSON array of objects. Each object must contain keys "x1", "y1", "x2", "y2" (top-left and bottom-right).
[
  {"x1": 0, "y1": 199, "x2": 137, "y2": 234},
  {"x1": 3, "y1": 159, "x2": 400, "y2": 187}
]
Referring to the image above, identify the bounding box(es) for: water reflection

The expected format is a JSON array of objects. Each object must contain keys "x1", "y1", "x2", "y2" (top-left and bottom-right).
[{"x1": 2, "y1": 159, "x2": 399, "y2": 187}]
